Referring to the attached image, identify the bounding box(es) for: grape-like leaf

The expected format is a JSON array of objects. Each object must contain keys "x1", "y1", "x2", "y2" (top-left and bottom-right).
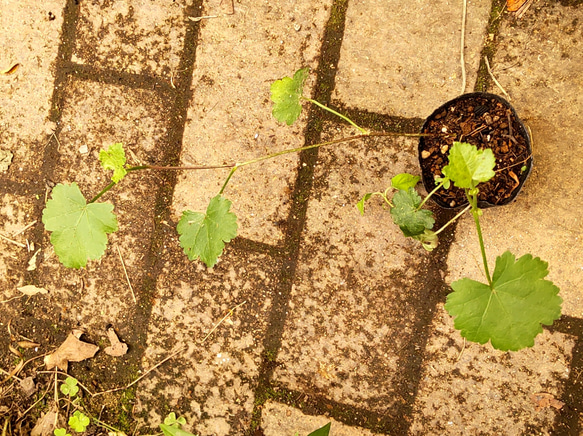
[
  {"x1": 42, "y1": 183, "x2": 118, "y2": 269},
  {"x1": 442, "y1": 142, "x2": 495, "y2": 189},
  {"x1": 391, "y1": 173, "x2": 420, "y2": 191},
  {"x1": 390, "y1": 188, "x2": 434, "y2": 237},
  {"x1": 177, "y1": 195, "x2": 238, "y2": 267},
  {"x1": 356, "y1": 193, "x2": 373, "y2": 216},
  {"x1": 445, "y1": 251, "x2": 562, "y2": 351},
  {"x1": 99, "y1": 142, "x2": 127, "y2": 183},
  {"x1": 270, "y1": 67, "x2": 309, "y2": 125},
  {"x1": 308, "y1": 422, "x2": 331, "y2": 436}
]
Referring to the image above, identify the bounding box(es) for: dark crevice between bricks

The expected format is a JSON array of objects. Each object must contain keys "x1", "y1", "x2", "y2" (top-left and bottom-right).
[
  {"x1": 21, "y1": 0, "x2": 205, "y2": 427},
  {"x1": 250, "y1": 0, "x2": 350, "y2": 433},
  {"x1": 249, "y1": 0, "x2": 462, "y2": 433},
  {"x1": 546, "y1": 316, "x2": 583, "y2": 435}
]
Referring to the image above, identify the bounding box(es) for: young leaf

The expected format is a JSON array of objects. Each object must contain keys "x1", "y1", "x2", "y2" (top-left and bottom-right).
[
  {"x1": 445, "y1": 251, "x2": 562, "y2": 351},
  {"x1": 441, "y1": 142, "x2": 495, "y2": 189},
  {"x1": 60, "y1": 376, "x2": 79, "y2": 397},
  {"x1": 159, "y1": 424, "x2": 197, "y2": 436},
  {"x1": 356, "y1": 193, "x2": 373, "y2": 216},
  {"x1": 99, "y1": 142, "x2": 127, "y2": 183},
  {"x1": 68, "y1": 411, "x2": 90, "y2": 432},
  {"x1": 177, "y1": 195, "x2": 238, "y2": 267},
  {"x1": 164, "y1": 413, "x2": 186, "y2": 428},
  {"x1": 270, "y1": 67, "x2": 309, "y2": 125},
  {"x1": 42, "y1": 183, "x2": 118, "y2": 268},
  {"x1": 391, "y1": 173, "x2": 420, "y2": 191},
  {"x1": 411, "y1": 229, "x2": 438, "y2": 251},
  {"x1": 54, "y1": 429, "x2": 71, "y2": 436},
  {"x1": 308, "y1": 422, "x2": 331, "y2": 436},
  {"x1": 390, "y1": 188, "x2": 434, "y2": 237}
]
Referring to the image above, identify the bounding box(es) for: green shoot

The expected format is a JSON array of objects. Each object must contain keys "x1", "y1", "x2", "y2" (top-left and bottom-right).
[
  {"x1": 160, "y1": 413, "x2": 197, "y2": 436},
  {"x1": 68, "y1": 411, "x2": 90, "y2": 432},
  {"x1": 99, "y1": 142, "x2": 127, "y2": 183},
  {"x1": 308, "y1": 422, "x2": 331, "y2": 436},
  {"x1": 60, "y1": 377, "x2": 79, "y2": 397}
]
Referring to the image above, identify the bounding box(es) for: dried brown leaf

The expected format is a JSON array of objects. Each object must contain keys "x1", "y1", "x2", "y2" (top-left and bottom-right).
[
  {"x1": 0, "y1": 63, "x2": 20, "y2": 75},
  {"x1": 530, "y1": 392, "x2": 565, "y2": 412},
  {"x1": 17, "y1": 285, "x2": 48, "y2": 296},
  {"x1": 18, "y1": 340, "x2": 40, "y2": 349},
  {"x1": 104, "y1": 328, "x2": 128, "y2": 357},
  {"x1": 31, "y1": 409, "x2": 58, "y2": 436},
  {"x1": 44, "y1": 332, "x2": 99, "y2": 371}
]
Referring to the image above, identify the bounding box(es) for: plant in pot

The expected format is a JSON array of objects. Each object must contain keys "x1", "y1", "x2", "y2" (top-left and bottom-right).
[{"x1": 41, "y1": 68, "x2": 561, "y2": 352}]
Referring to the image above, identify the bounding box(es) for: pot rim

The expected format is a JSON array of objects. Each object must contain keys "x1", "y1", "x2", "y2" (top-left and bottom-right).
[{"x1": 418, "y1": 92, "x2": 533, "y2": 209}]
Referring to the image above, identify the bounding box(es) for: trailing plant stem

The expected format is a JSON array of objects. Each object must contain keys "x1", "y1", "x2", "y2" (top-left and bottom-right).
[
  {"x1": 434, "y1": 204, "x2": 471, "y2": 236},
  {"x1": 303, "y1": 97, "x2": 369, "y2": 134},
  {"x1": 417, "y1": 180, "x2": 445, "y2": 210},
  {"x1": 468, "y1": 193, "x2": 493, "y2": 287}
]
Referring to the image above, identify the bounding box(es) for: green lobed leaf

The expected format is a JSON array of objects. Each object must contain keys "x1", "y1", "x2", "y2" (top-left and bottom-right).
[
  {"x1": 356, "y1": 192, "x2": 373, "y2": 216},
  {"x1": 445, "y1": 251, "x2": 562, "y2": 351},
  {"x1": 308, "y1": 422, "x2": 331, "y2": 436},
  {"x1": 390, "y1": 188, "x2": 435, "y2": 237},
  {"x1": 177, "y1": 195, "x2": 238, "y2": 267},
  {"x1": 270, "y1": 67, "x2": 309, "y2": 125},
  {"x1": 164, "y1": 413, "x2": 186, "y2": 428},
  {"x1": 441, "y1": 142, "x2": 495, "y2": 189},
  {"x1": 99, "y1": 142, "x2": 127, "y2": 183},
  {"x1": 54, "y1": 429, "x2": 71, "y2": 436},
  {"x1": 391, "y1": 173, "x2": 420, "y2": 191},
  {"x1": 68, "y1": 411, "x2": 90, "y2": 432},
  {"x1": 60, "y1": 376, "x2": 79, "y2": 397},
  {"x1": 42, "y1": 183, "x2": 118, "y2": 269},
  {"x1": 160, "y1": 424, "x2": 198, "y2": 436}
]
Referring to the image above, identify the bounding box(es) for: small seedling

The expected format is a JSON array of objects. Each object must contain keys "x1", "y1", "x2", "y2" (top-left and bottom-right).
[
  {"x1": 160, "y1": 412, "x2": 197, "y2": 436},
  {"x1": 60, "y1": 376, "x2": 79, "y2": 397},
  {"x1": 68, "y1": 410, "x2": 90, "y2": 433},
  {"x1": 54, "y1": 429, "x2": 71, "y2": 436}
]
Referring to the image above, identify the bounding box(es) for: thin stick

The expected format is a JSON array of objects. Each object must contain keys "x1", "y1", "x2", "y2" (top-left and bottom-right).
[
  {"x1": 12, "y1": 220, "x2": 37, "y2": 237},
  {"x1": 0, "y1": 233, "x2": 26, "y2": 248},
  {"x1": 484, "y1": 57, "x2": 511, "y2": 101},
  {"x1": 0, "y1": 366, "x2": 22, "y2": 382},
  {"x1": 460, "y1": 0, "x2": 468, "y2": 94},
  {"x1": 116, "y1": 246, "x2": 136, "y2": 303},
  {"x1": 0, "y1": 295, "x2": 24, "y2": 304},
  {"x1": 201, "y1": 301, "x2": 247, "y2": 344},
  {"x1": 456, "y1": 338, "x2": 467, "y2": 361}
]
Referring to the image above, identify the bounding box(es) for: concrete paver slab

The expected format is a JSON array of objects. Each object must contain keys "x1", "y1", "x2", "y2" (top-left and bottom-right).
[
  {"x1": 0, "y1": 0, "x2": 62, "y2": 168},
  {"x1": 173, "y1": 0, "x2": 332, "y2": 244},
  {"x1": 137, "y1": 250, "x2": 282, "y2": 435},
  {"x1": 411, "y1": 305, "x2": 575, "y2": 435},
  {"x1": 262, "y1": 401, "x2": 381, "y2": 435},
  {"x1": 274, "y1": 127, "x2": 432, "y2": 412},
  {"x1": 333, "y1": 0, "x2": 491, "y2": 118},
  {"x1": 74, "y1": 0, "x2": 188, "y2": 76}
]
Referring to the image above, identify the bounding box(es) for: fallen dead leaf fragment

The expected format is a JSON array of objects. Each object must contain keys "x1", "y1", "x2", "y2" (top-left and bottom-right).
[
  {"x1": 31, "y1": 408, "x2": 61, "y2": 436},
  {"x1": 20, "y1": 376, "x2": 36, "y2": 397},
  {"x1": 44, "y1": 331, "x2": 99, "y2": 371},
  {"x1": 104, "y1": 327, "x2": 128, "y2": 357},
  {"x1": 0, "y1": 149, "x2": 13, "y2": 172},
  {"x1": 17, "y1": 284, "x2": 48, "y2": 296},
  {"x1": 0, "y1": 63, "x2": 19, "y2": 75},
  {"x1": 530, "y1": 392, "x2": 565, "y2": 412}
]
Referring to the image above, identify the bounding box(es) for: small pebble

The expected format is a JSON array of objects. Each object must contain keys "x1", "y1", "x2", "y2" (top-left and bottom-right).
[
  {"x1": 440, "y1": 145, "x2": 448, "y2": 154},
  {"x1": 421, "y1": 150, "x2": 431, "y2": 159}
]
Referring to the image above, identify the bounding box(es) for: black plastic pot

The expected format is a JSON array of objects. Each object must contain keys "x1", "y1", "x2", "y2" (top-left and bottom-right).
[{"x1": 418, "y1": 92, "x2": 532, "y2": 209}]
